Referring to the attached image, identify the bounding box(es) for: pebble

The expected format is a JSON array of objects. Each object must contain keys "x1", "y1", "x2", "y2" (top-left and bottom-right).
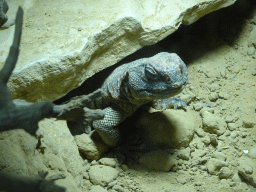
[
  {"x1": 227, "y1": 123, "x2": 238, "y2": 131},
  {"x1": 177, "y1": 148, "x2": 190, "y2": 160},
  {"x1": 209, "y1": 92, "x2": 219, "y2": 102},
  {"x1": 89, "y1": 165, "x2": 120, "y2": 187},
  {"x1": 90, "y1": 185, "x2": 108, "y2": 192},
  {"x1": 218, "y1": 167, "x2": 233, "y2": 179},
  {"x1": 213, "y1": 152, "x2": 227, "y2": 161},
  {"x1": 99, "y1": 158, "x2": 118, "y2": 168},
  {"x1": 206, "y1": 158, "x2": 228, "y2": 175},
  {"x1": 230, "y1": 131, "x2": 238, "y2": 139},
  {"x1": 247, "y1": 47, "x2": 255, "y2": 55},
  {"x1": 249, "y1": 148, "x2": 256, "y2": 159},
  {"x1": 242, "y1": 119, "x2": 255, "y2": 128}
]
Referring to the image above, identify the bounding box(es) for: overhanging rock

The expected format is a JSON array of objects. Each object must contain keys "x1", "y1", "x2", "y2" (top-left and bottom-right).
[{"x1": 0, "y1": 0, "x2": 236, "y2": 102}]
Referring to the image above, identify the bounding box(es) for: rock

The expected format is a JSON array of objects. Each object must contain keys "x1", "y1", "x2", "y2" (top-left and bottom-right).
[
  {"x1": 90, "y1": 185, "x2": 108, "y2": 192},
  {"x1": 88, "y1": 165, "x2": 120, "y2": 187},
  {"x1": 179, "y1": 94, "x2": 195, "y2": 104},
  {"x1": 247, "y1": 47, "x2": 255, "y2": 55},
  {"x1": 139, "y1": 150, "x2": 177, "y2": 171},
  {"x1": 137, "y1": 108, "x2": 196, "y2": 148},
  {"x1": 227, "y1": 123, "x2": 238, "y2": 131},
  {"x1": 242, "y1": 119, "x2": 255, "y2": 128},
  {"x1": 249, "y1": 148, "x2": 256, "y2": 159},
  {"x1": 238, "y1": 157, "x2": 256, "y2": 187},
  {"x1": 98, "y1": 158, "x2": 118, "y2": 168},
  {"x1": 225, "y1": 115, "x2": 238, "y2": 123},
  {"x1": 230, "y1": 131, "x2": 238, "y2": 139},
  {"x1": 189, "y1": 137, "x2": 205, "y2": 150},
  {"x1": 251, "y1": 68, "x2": 256, "y2": 76},
  {"x1": 191, "y1": 149, "x2": 207, "y2": 159},
  {"x1": 208, "y1": 92, "x2": 219, "y2": 102},
  {"x1": 74, "y1": 131, "x2": 109, "y2": 160},
  {"x1": 219, "y1": 167, "x2": 233, "y2": 179},
  {"x1": 1, "y1": 0, "x2": 237, "y2": 102},
  {"x1": 213, "y1": 152, "x2": 227, "y2": 161},
  {"x1": 206, "y1": 158, "x2": 228, "y2": 175},
  {"x1": 201, "y1": 111, "x2": 227, "y2": 135},
  {"x1": 177, "y1": 148, "x2": 191, "y2": 160},
  {"x1": 195, "y1": 128, "x2": 206, "y2": 137},
  {"x1": 209, "y1": 134, "x2": 218, "y2": 145},
  {"x1": 193, "y1": 102, "x2": 204, "y2": 111}
]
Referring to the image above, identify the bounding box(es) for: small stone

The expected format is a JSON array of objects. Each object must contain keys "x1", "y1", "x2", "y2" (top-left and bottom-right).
[
  {"x1": 201, "y1": 111, "x2": 226, "y2": 135},
  {"x1": 193, "y1": 102, "x2": 204, "y2": 111},
  {"x1": 89, "y1": 165, "x2": 120, "y2": 187},
  {"x1": 91, "y1": 160, "x2": 98, "y2": 165},
  {"x1": 90, "y1": 185, "x2": 108, "y2": 192},
  {"x1": 243, "y1": 119, "x2": 255, "y2": 128},
  {"x1": 209, "y1": 92, "x2": 219, "y2": 102},
  {"x1": 191, "y1": 149, "x2": 206, "y2": 159},
  {"x1": 251, "y1": 68, "x2": 256, "y2": 76},
  {"x1": 218, "y1": 167, "x2": 233, "y2": 179},
  {"x1": 98, "y1": 158, "x2": 118, "y2": 167},
  {"x1": 247, "y1": 47, "x2": 255, "y2": 55},
  {"x1": 227, "y1": 123, "x2": 238, "y2": 131},
  {"x1": 225, "y1": 116, "x2": 235, "y2": 123},
  {"x1": 209, "y1": 134, "x2": 218, "y2": 145},
  {"x1": 112, "y1": 185, "x2": 124, "y2": 191},
  {"x1": 121, "y1": 164, "x2": 129, "y2": 171},
  {"x1": 230, "y1": 131, "x2": 238, "y2": 139},
  {"x1": 206, "y1": 158, "x2": 228, "y2": 175},
  {"x1": 249, "y1": 148, "x2": 256, "y2": 159},
  {"x1": 195, "y1": 128, "x2": 205, "y2": 137},
  {"x1": 195, "y1": 181, "x2": 202, "y2": 186},
  {"x1": 177, "y1": 148, "x2": 190, "y2": 160},
  {"x1": 213, "y1": 152, "x2": 227, "y2": 161}
]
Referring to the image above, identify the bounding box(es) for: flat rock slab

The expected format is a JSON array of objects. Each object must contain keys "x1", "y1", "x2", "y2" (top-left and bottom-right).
[{"x1": 1, "y1": 0, "x2": 236, "y2": 102}]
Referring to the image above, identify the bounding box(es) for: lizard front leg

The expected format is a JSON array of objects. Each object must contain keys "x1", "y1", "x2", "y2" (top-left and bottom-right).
[
  {"x1": 92, "y1": 106, "x2": 125, "y2": 146},
  {"x1": 151, "y1": 97, "x2": 187, "y2": 111}
]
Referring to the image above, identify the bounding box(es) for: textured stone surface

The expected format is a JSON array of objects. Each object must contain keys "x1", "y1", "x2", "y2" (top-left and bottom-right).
[{"x1": 0, "y1": 0, "x2": 236, "y2": 102}]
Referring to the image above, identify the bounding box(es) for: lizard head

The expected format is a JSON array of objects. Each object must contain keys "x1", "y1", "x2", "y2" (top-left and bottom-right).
[{"x1": 127, "y1": 52, "x2": 188, "y2": 100}]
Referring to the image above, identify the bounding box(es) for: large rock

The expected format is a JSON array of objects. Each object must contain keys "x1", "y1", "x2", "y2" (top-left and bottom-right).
[
  {"x1": 0, "y1": 0, "x2": 236, "y2": 102},
  {"x1": 137, "y1": 108, "x2": 196, "y2": 148}
]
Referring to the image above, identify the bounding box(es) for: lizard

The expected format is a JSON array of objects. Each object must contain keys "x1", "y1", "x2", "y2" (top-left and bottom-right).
[{"x1": 89, "y1": 52, "x2": 189, "y2": 146}]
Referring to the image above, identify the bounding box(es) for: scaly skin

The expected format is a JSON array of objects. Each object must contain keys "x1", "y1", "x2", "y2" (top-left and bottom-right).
[{"x1": 92, "y1": 52, "x2": 188, "y2": 146}]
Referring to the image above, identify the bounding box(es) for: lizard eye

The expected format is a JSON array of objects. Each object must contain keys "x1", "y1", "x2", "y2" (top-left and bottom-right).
[{"x1": 145, "y1": 66, "x2": 158, "y2": 80}]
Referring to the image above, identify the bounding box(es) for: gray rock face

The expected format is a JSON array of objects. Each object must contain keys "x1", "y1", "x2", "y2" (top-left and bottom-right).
[{"x1": 0, "y1": 0, "x2": 236, "y2": 102}]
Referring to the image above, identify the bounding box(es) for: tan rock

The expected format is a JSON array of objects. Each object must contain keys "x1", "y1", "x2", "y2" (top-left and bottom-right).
[
  {"x1": 88, "y1": 165, "x2": 120, "y2": 187},
  {"x1": 201, "y1": 111, "x2": 227, "y2": 135},
  {"x1": 0, "y1": 0, "x2": 236, "y2": 102},
  {"x1": 74, "y1": 131, "x2": 109, "y2": 160},
  {"x1": 137, "y1": 108, "x2": 196, "y2": 148}
]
